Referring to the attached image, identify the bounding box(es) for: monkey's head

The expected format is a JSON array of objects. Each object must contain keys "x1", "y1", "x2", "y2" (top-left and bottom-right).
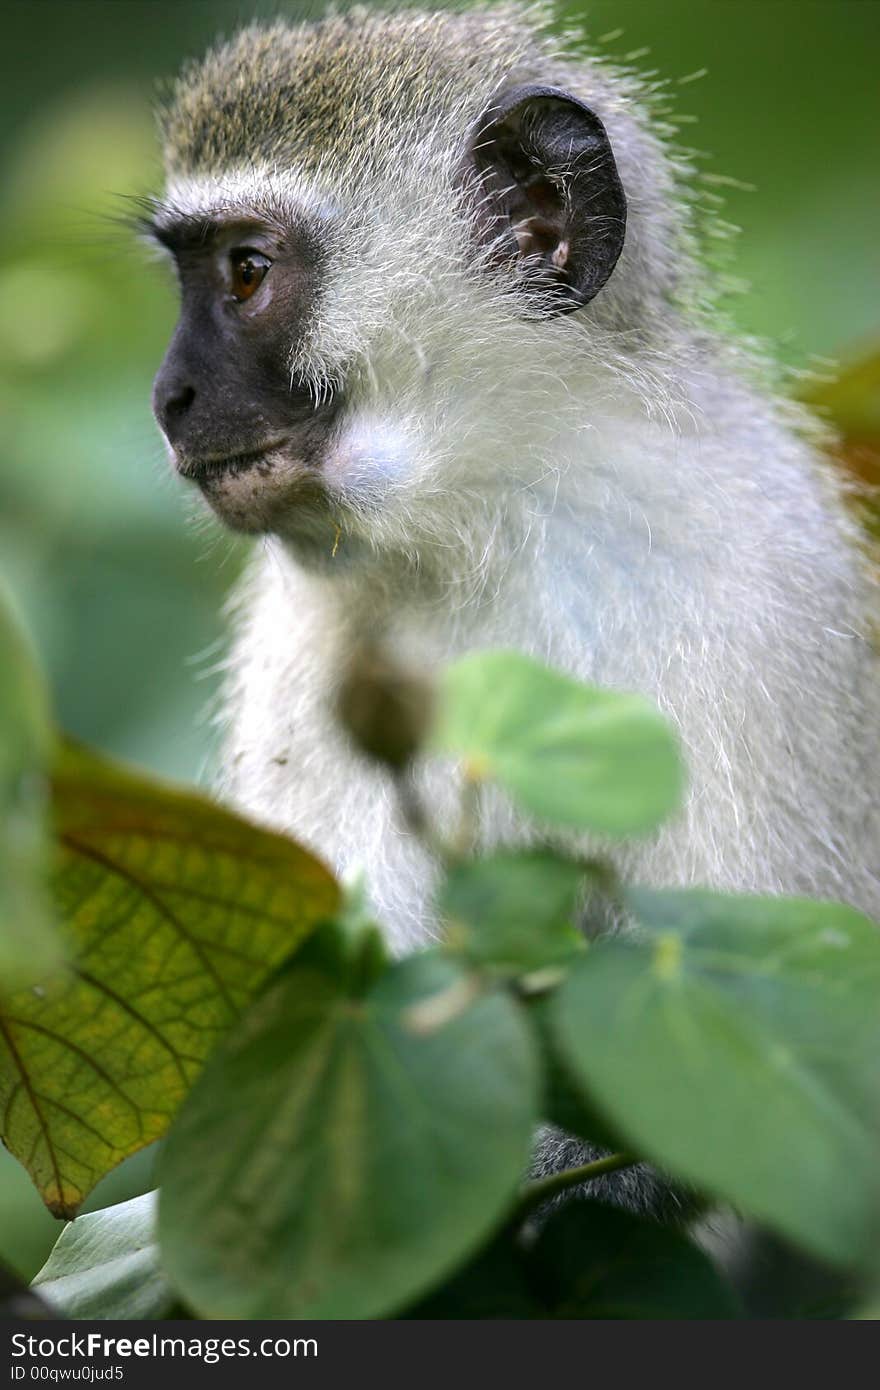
[{"x1": 149, "y1": 7, "x2": 685, "y2": 567}]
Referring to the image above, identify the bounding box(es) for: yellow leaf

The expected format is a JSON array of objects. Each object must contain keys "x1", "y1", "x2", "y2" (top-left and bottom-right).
[{"x1": 0, "y1": 741, "x2": 339, "y2": 1217}]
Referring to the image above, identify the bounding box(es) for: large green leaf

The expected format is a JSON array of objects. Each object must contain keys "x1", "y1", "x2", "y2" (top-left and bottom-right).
[
  {"x1": 552, "y1": 890, "x2": 880, "y2": 1265},
  {"x1": 527, "y1": 993, "x2": 627, "y2": 1154},
  {"x1": 432, "y1": 650, "x2": 683, "y2": 834},
  {"x1": 159, "y1": 947, "x2": 539, "y2": 1319},
  {"x1": 437, "y1": 850, "x2": 586, "y2": 974},
  {"x1": 0, "y1": 584, "x2": 61, "y2": 988},
  {"x1": 0, "y1": 742, "x2": 339, "y2": 1217},
  {"x1": 32, "y1": 1192, "x2": 173, "y2": 1320}
]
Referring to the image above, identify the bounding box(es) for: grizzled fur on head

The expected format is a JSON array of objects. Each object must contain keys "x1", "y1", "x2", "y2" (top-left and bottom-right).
[
  {"x1": 162, "y1": 7, "x2": 534, "y2": 176},
  {"x1": 155, "y1": 4, "x2": 698, "y2": 566},
  {"x1": 159, "y1": 4, "x2": 686, "y2": 304}
]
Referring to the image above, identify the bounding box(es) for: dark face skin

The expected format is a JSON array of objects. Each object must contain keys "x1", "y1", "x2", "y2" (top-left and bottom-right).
[{"x1": 151, "y1": 214, "x2": 341, "y2": 533}]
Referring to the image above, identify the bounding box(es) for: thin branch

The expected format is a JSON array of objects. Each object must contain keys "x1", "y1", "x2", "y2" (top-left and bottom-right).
[{"x1": 516, "y1": 1151, "x2": 637, "y2": 1219}]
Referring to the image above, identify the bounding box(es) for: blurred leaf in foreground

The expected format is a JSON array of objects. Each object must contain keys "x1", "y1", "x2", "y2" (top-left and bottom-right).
[
  {"x1": 552, "y1": 890, "x2": 880, "y2": 1266},
  {"x1": 159, "y1": 948, "x2": 539, "y2": 1319},
  {"x1": 0, "y1": 582, "x2": 61, "y2": 989},
  {"x1": 433, "y1": 649, "x2": 683, "y2": 835},
  {"x1": 0, "y1": 741, "x2": 339, "y2": 1218},
  {"x1": 438, "y1": 850, "x2": 586, "y2": 975}
]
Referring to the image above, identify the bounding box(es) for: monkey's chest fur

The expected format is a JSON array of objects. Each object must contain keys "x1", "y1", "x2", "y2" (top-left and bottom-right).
[{"x1": 219, "y1": 424, "x2": 879, "y2": 957}]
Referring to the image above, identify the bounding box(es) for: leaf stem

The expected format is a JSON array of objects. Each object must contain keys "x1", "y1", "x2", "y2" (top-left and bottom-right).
[
  {"x1": 516, "y1": 1151, "x2": 637, "y2": 1219},
  {"x1": 452, "y1": 767, "x2": 483, "y2": 858},
  {"x1": 394, "y1": 771, "x2": 451, "y2": 864}
]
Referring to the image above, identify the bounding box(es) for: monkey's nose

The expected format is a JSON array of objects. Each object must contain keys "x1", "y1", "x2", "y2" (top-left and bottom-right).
[
  {"x1": 153, "y1": 372, "x2": 196, "y2": 444},
  {"x1": 162, "y1": 384, "x2": 196, "y2": 434},
  {"x1": 166, "y1": 383, "x2": 196, "y2": 418}
]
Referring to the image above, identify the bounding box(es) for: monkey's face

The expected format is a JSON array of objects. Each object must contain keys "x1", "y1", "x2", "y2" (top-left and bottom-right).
[
  {"x1": 151, "y1": 213, "x2": 348, "y2": 537},
  {"x1": 151, "y1": 15, "x2": 635, "y2": 560}
]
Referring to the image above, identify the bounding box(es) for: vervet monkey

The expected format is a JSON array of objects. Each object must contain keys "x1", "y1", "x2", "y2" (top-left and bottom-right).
[{"x1": 149, "y1": 3, "x2": 879, "y2": 1145}]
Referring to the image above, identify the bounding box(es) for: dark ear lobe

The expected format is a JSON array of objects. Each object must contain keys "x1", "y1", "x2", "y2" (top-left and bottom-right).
[{"x1": 466, "y1": 83, "x2": 627, "y2": 315}]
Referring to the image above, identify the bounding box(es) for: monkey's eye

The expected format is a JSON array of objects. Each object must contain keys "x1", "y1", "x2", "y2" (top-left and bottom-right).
[{"x1": 229, "y1": 249, "x2": 271, "y2": 302}]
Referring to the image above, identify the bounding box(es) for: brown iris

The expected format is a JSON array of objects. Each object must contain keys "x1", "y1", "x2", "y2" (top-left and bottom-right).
[{"x1": 229, "y1": 249, "x2": 271, "y2": 302}]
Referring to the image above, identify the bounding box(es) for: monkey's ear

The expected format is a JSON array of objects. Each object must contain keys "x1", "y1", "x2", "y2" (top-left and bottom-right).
[{"x1": 466, "y1": 84, "x2": 627, "y2": 315}]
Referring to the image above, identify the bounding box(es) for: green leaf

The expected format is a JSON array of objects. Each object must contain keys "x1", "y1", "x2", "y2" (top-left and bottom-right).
[
  {"x1": 432, "y1": 650, "x2": 683, "y2": 834},
  {"x1": 158, "y1": 951, "x2": 539, "y2": 1319},
  {"x1": 552, "y1": 889, "x2": 880, "y2": 1265},
  {"x1": 0, "y1": 741, "x2": 339, "y2": 1218},
  {"x1": 32, "y1": 1192, "x2": 174, "y2": 1320},
  {"x1": 528, "y1": 1203, "x2": 741, "y2": 1318},
  {"x1": 528, "y1": 993, "x2": 626, "y2": 1154},
  {"x1": 437, "y1": 850, "x2": 586, "y2": 973},
  {"x1": 0, "y1": 583, "x2": 62, "y2": 989}
]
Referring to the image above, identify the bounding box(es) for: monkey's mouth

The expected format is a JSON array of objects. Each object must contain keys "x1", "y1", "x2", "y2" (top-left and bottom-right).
[
  {"x1": 177, "y1": 443, "x2": 288, "y2": 483},
  {"x1": 174, "y1": 431, "x2": 342, "y2": 540}
]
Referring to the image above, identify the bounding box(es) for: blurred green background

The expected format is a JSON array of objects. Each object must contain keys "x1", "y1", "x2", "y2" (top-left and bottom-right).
[{"x1": 1, "y1": 0, "x2": 878, "y2": 1281}]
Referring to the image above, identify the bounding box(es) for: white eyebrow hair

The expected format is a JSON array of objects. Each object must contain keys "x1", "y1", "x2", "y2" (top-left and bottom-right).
[{"x1": 160, "y1": 168, "x2": 337, "y2": 227}]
